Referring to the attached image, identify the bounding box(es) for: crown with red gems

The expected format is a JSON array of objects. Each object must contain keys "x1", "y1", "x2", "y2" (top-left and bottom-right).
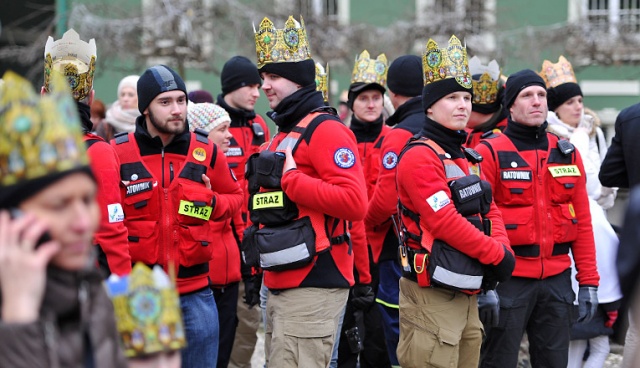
[
  {"x1": 254, "y1": 16, "x2": 312, "y2": 69},
  {"x1": 315, "y1": 62, "x2": 329, "y2": 102},
  {"x1": 469, "y1": 56, "x2": 501, "y2": 105},
  {"x1": 43, "y1": 29, "x2": 96, "y2": 101},
  {"x1": 422, "y1": 35, "x2": 472, "y2": 89},
  {"x1": 105, "y1": 263, "x2": 186, "y2": 358},
  {"x1": 539, "y1": 55, "x2": 577, "y2": 89}
]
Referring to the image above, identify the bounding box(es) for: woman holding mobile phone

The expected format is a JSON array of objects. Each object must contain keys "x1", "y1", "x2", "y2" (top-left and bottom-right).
[{"x1": 0, "y1": 72, "x2": 127, "y2": 368}]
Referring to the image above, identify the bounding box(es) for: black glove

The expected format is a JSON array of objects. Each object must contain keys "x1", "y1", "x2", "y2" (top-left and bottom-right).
[
  {"x1": 577, "y1": 286, "x2": 598, "y2": 323},
  {"x1": 477, "y1": 290, "x2": 500, "y2": 328},
  {"x1": 243, "y1": 274, "x2": 262, "y2": 308},
  {"x1": 350, "y1": 284, "x2": 375, "y2": 310},
  {"x1": 491, "y1": 245, "x2": 515, "y2": 282}
]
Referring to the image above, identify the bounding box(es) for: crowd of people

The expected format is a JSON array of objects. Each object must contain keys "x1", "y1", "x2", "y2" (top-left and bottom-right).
[{"x1": 1, "y1": 12, "x2": 640, "y2": 368}]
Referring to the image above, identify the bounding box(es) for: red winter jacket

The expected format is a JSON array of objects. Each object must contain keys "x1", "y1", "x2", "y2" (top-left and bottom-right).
[
  {"x1": 85, "y1": 133, "x2": 132, "y2": 276},
  {"x1": 208, "y1": 217, "x2": 242, "y2": 287},
  {"x1": 112, "y1": 118, "x2": 243, "y2": 294},
  {"x1": 397, "y1": 121, "x2": 511, "y2": 280},
  {"x1": 365, "y1": 98, "x2": 424, "y2": 263},
  {"x1": 476, "y1": 120, "x2": 599, "y2": 286}
]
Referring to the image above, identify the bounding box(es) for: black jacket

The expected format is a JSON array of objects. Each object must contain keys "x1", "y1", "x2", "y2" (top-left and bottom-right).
[{"x1": 599, "y1": 102, "x2": 640, "y2": 188}]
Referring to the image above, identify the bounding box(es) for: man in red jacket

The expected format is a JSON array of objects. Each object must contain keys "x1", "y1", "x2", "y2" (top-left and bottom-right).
[
  {"x1": 249, "y1": 15, "x2": 368, "y2": 368},
  {"x1": 113, "y1": 65, "x2": 243, "y2": 368},
  {"x1": 477, "y1": 69, "x2": 599, "y2": 368},
  {"x1": 214, "y1": 55, "x2": 269, "y2": 368},
  {"x1": 42, "y1": 29, "x2": 131, "y2": 277}
]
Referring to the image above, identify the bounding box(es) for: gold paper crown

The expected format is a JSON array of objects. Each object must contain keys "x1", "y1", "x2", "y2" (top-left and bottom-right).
[
  {"x1": 469, "y1": 56, "x2": 501, "y2": 105},
  {"x1": 0, "y1": 71, "x2": 88, "y2": 188},
  {"x1": 254, "y1": 16, "x2": 312, "y2": 69},
  {"x1": 350, "y1": 50, "x2": 388, "y2": 87},
  {"x1": 422, "y1": 35, "x2": 472, "y2": 89},
  {"x1": 105, "y1": 263, "x2": 186, "y2": 358},
  {"x1": 540, "y1": 55, "x2": 577, "y2": 89},
  {"x1": 44, "y1": 29, "x2": 97, "y2": 101},
  {"x1": 315, "y1": 62, "x2": 329, "y2": 102}
]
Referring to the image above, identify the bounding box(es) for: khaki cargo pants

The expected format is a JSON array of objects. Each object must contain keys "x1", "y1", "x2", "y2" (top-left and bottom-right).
[
  {"x1": 397, "y1": 277, "x2": 483, "y2": 368},
  {"x1": 265, "y1": 287, "x2": 348, "y2": 368}
]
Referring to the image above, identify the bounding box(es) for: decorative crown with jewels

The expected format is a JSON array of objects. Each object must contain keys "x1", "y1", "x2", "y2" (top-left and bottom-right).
[
  {"x1": 422, "y1": 35, "x2": 472, "y2": 89},
  {"x1": 315, "y1": 62, "x2": 329, "y2": 102},
  {"x1": 539, "y1": 55, "x2": 577, "y2": 89},
  {"x1": 254, "y1": 16, "x2": 312, "y2": 69},
  {"x1": 350, "y1": 50, "x2": 388, "y2": 87},
  {"x1": 469, "y1": 56, "x2": 501, "y2": 105},
  {"x1": 105, "y1": 263, "x2": 186, "y2": 358},
  {"x1": 0, "y1": 71, "x2": 88, "y2": 187},
  {"x1": 44, "y1": 29, "x2": 97, "y2": 101}
]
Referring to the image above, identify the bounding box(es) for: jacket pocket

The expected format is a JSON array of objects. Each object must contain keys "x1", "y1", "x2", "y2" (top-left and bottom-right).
[
  {"x1": 122, "y1": 181, "x2": 156, "y2": 220},
  {"x1": 177, "y1": 184, "x2": 214, "y2": 226},
  {"x1": 497, "y1": 172, "x2": 534, "y2": 206},
  {"x1": 178, "y1": 224, "x2": 214, "y2": 267},
  {"x1": 549, "y1": 175, "x2": 580, "y2": 204},
  {"x1": 551, "y1": 203, "x2": 578, "y2": 244},
  {"x1": 127, "y1": 220, "x2": 158, "y2": 264},
  {"x1": 501, "y1": 206, "x2": 536, "y2": 245}
]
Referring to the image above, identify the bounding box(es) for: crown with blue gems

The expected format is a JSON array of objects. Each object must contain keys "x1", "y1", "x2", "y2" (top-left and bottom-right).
[
  {"x1": 315, "y1": 62, "x2": 329, "y2": 102},
  {"x1": 539, "y1": 55, "x2": 577, "y2": 89},
  {"x1": 254, "y1": 16, "x2": 312, "y2": 69},
  {"x1": 43, "y1": 29, "x2": 97, "y2": 101},
  {"x1": 350, "y1": 50, "x2": 388, "y2": 87},
  {"x1": 104, "y1": 263, "x2": 186, "y2": 358},
  {"x1": 0, "y1": 71, "x2": 88, "y2": 187},
  {"x1": 469, "y1": 56, "x2": 501, "y2": 105},
  {"x1": 422, "y1": 35, "x2": 472, "y2": 88}
]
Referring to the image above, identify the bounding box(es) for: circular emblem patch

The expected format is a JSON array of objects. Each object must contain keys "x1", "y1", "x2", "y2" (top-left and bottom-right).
[
  {"x1": 334, "y1": 148, "x2": 356, "y2": 169},
  {"x1": 382, "y1": 152, "x2": 398, "y2": 170},
  {"x1": 193, "y1": 147, "x2": 207, "y2": 162}
]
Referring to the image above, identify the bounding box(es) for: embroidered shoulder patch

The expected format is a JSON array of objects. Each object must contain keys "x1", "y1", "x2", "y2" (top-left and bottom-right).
[
  {"x1": 334, "y1": 148, "x2": 356, "y2": 169},
  {"x1": 426, "y1": 190, "x2": 451, "y2": 213},
  {"x1": 382, "y1": 151, "x2": 398, "y2": 170},
  {"x1": 107, "y1": 203, "x2": 125, "y2": 223}
]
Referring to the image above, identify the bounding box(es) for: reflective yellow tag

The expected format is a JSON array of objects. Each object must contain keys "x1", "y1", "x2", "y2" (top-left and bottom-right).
[
  {"x1": 253, "y1": 191, "x2": 284, "y2": 210},
  {"x1": 548, "y1": 165, "x2": 581, "y2": 177},
  {"x1": 178, "y1": 200, "x2": 212, "y2": 220}
]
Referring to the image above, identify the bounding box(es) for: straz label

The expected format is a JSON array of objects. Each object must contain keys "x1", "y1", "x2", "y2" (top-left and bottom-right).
[
  {"x1": 252, "y1": 191, "x2": 285, "y2": 210},
  {"x1": 178, "y1": 200, "x2": 212, "y2": 220},
  {"x1": 549, "y1": 165, "x2": 581, "y2": 177},
  {"x1": 457, "y1": 182, "x2": 482, "y2": 200},
  {"x1": 125, "y1": 181, "x2": 153, "y2": 196},
  {"x1": 501, "y1": 170, "x2": 532, "y2": 181}
]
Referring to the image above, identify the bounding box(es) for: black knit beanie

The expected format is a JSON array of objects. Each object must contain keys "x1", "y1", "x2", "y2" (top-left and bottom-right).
[
  {"x1": 547, "y1": 82, "x2": 582, "y2": 111},
  {"x1": 259, "y1": 59, "x2": 316, "y2": 88},
  {"x1": 387, "y1": 55, "x2": 423, "y2": 97},
  {"x1": 504, "y1": 69, "x2": 546, "y2": 109},
  {"x1": 347, "y1": 82, "x2": 386, "y2": 110},
  {"x1": 221, "y1": 56, "x2": 262, "y2": 96},
  {"x1": 137, "y1": 65, "x2": 187, "y2": 114},
  {"x1": 422, "y1": 78, "x2": 472, "y2": 112}
]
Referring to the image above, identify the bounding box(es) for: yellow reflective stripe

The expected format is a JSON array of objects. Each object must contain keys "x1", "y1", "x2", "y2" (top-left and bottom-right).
[
  {"x1": 252, "y1": 191, "x2": 285, "y2": 210},
  {"x1": 548, "y1": 165, "x2": 581, "y2": 177},
  {"x1": 375, "y1": 298, "x2": 399, "y2": 309},
  {"x1": 178, "y1": 200, "x2": 212, "y2": 220}
]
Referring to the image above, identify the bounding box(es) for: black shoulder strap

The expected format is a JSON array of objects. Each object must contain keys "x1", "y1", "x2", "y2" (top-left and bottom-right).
[
  {"x1": 194, "y1": 128, "x2": 210, "y2": 144},
  {"x1": 114, "y1": 131, "x2": 129, "y2": 145},
  {"x1": 85, "y1": 138, "x2": 102, "y2": 149}
]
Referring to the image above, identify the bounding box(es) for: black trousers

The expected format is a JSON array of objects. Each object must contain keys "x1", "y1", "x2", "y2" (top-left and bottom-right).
[
  {"x1": 338, "y1": 262, "x2": 391, "y2": 368},
  {"x1": 212, "y1": 282, "x2": 240, "y2": 368},
  {"x1": 480, "y1": 269, "x2": 575, "y2": 368}
]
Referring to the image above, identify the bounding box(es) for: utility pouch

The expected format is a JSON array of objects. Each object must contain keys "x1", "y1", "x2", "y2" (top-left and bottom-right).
[
  {"x1": 448, "y1": 175, "x2": 486, "y2": 217},
  {"x1": 240, "y1": 224, "x2": 260, "y2": 270},
  {"x1": 256, "y1": 150, "x2": 286, "y2": 189},
  {"x1": 249, "y1": 190, "x2": 299, "y2": 226},
  {"x1": 427, "y1": 240, "x2": 484, "y2": 293},
  {"x1": 254, "y1": 216, "x2": 316, "y2": 271}
]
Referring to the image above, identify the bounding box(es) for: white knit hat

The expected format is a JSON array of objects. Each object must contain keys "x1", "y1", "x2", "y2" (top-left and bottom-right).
[
  {"x1": 187, "y1": 103, "x2": 231, "y2": 133},
  {"x1": 117, "y1": 75, "x2": 139, "y2": 96}
]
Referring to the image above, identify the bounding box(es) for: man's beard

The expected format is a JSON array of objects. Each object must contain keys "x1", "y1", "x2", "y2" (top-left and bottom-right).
[{"x1": 148, "y1": 108, "x2": 185, "y2": 135}]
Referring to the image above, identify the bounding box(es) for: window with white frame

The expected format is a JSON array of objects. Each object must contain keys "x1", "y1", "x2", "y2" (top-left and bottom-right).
[{"x1": 581, "y1": 0, "x2": 640, "y2": 33}]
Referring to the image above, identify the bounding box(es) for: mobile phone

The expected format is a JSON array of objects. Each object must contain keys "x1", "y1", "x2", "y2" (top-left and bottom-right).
[{"x1": 9, "y1": 208, "x2": 52, "y2": 248}]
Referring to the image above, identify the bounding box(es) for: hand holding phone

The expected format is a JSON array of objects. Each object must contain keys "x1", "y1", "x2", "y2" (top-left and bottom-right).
[{"x1": 9, "y1": 208, "x2": 52, "y2": 248}]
